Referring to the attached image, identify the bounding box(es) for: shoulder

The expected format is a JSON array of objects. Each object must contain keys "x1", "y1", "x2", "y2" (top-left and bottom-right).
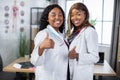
[
  {"x1": 34, "y1": 29, "x2": 47, "y2": 41},
  {"x1": 85, "y1": 26, "x2": 95, "y2": 32},
  {"x1": 84, "y1": 26, "x2": 96, "y2": 33},
  {"x1": 84, "y1": 26, "x2": 98, "y2": 37},
  {"x1": 36, "y1": 29, "x2": 46, "y2": 37}
]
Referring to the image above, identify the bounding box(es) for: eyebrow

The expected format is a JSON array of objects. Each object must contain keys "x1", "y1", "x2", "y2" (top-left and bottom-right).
[{"x1": 49, "y1": 12, "x2": 63, "y2": 15}]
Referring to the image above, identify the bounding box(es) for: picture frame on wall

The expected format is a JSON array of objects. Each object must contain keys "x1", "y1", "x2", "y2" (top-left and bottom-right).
[
  {"x1": 30, "y1": 7, "x2": 44, "y2": 53},
  {"x1": 31, "y1": 7, "x2": 44, "y2": 25}
]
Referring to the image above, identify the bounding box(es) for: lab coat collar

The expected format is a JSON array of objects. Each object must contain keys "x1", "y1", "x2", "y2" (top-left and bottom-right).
[
  {"x1": 47, "y1": 25, "x2": 63, "y2": 40},
  {"x1": 74, "y1": 27, "x2": 86, "y2": 39}
]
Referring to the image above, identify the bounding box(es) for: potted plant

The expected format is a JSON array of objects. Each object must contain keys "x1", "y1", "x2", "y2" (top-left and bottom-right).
[
  {"x1": 19, "y1": 32, "x2": 30, "y2": 58},
  {"x1": 90, "y1": 19, "x2": 97, "y2": 26}
]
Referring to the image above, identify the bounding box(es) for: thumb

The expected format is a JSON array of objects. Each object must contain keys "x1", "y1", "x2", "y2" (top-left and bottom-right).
[
  {"x1": 71, "y1": 46, "x2": 76, "y2": 51},
  {"x1": 45, "y1": 32, "x2": 49, "y2": 39}
]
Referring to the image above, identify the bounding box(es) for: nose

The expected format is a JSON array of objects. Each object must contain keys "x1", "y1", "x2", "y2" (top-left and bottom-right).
[
  {"x1": 71, "y1": 15, "x2": 77, "y2": 21},
  {"x1": 55, "y1": 15, "x2": 58, "y2": 19},
  {"x1": 55, "y1": 15, "x2": 60, "y2": 19},
  {"x1": 73, "y1": 15, "x2": 77, "y2": 19}
]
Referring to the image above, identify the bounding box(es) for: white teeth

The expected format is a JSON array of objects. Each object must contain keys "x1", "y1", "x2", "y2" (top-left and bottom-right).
[
  {"x1": 55, "y1": 21, "x2": 60, "y2": 24},
  {"x1": 74, "y1": 20, "x2": 79, "y2": 24}
]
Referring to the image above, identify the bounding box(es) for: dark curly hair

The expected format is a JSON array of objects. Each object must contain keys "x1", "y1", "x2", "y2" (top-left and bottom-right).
[{"x1": 39, "y1": 4, "x2": 65, "y2": 33}]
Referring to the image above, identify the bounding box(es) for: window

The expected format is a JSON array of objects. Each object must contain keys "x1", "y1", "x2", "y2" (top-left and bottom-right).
[{"x1": 66, "y1": 0, "x2": 114, "y2": 45}]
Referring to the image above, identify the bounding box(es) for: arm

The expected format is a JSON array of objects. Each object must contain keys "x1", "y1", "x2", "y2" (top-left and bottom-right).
[
  {"x1": 38, "y1": 32, "x2": 54, "y2": 56},
  {"x1": 30, "y1": 31, "x2": 46, "y2": 66},
  {"x1": 30, "y1": 31, "x2": 54, "y2": 66},
  {"x1": 78, "y1": 28, "x2": 99, "y2": 65}
]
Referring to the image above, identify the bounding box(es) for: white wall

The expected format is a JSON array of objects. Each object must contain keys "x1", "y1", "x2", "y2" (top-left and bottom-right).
[{"x1": 0, "y1": 0, "x2": 49, "y2": 67}]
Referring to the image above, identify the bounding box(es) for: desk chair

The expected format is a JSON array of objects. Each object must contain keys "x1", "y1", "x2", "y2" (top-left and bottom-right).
[{"x1": 0, "y1": 54, "x2": 16, "y2": 80}]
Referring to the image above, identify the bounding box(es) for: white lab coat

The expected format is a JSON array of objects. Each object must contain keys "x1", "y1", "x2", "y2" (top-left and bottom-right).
[
  {"x1": 69, "y1": 27, "x2": 99, "y2": 80},
  {"x1": 30, "y1": 25, "x2": 69, "y2": 80}
]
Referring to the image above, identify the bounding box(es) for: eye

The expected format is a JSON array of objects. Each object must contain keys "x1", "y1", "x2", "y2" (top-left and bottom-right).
[
  {"x1": 77, "y1": 13, "x2": 81, "y2": 16},
  {"x1": 70, "y1": 14, "x2": 74, "y2": 17},
  {"x1": 58, "y1": 13, "x2": 63, "y2": 17},
  {"x1": 50, "y1": 14, "x2": 56, "y2": 17}
]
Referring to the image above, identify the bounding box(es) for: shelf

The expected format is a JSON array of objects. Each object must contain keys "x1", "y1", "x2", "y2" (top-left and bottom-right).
[{"x1": 30, "y1": 7, "x2": 44, "y2": 53}]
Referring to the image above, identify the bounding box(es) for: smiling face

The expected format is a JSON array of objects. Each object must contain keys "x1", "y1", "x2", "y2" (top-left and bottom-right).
[
  {"x1": 48, "y1": 7, "x2": 64, "y2": 31},
  {"x1": 70, "y1": 9, "x2": 86, "y2": 28}
]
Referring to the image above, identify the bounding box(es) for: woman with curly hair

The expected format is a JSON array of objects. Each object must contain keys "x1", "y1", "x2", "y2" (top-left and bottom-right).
[{"x1": 30, "y1": 4, "x2": 69, "y2": 80}]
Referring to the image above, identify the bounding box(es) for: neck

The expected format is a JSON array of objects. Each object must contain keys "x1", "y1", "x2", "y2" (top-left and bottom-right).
[{"x1": 54, "y1": 27, "x2": 59, "y2": 32}]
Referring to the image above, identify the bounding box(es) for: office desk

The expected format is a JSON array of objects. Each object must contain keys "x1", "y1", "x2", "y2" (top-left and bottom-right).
[
  {"x1": 3, "y1": 57, "x2": 34, "y2": 73},
  {"x1": 3, "y1": 57, "x2": 116, "y2": 76},
  {"x1": 94, "y1": 60, "x2": 116, "y2": 76}
]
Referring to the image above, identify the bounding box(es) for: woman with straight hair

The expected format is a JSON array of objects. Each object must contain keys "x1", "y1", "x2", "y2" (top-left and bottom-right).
[{"x1": 67, "y1": 2, "x2": 99, "y2": 80}]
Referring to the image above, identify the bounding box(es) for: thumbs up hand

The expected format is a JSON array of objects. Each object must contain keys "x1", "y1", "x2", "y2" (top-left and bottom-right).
[
  {"x1": 40, "y1": 32, "x2": 55, "y2": 49},
  {"x1": 68, "y1": 46, "x2": 79, "y2": 60}
]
